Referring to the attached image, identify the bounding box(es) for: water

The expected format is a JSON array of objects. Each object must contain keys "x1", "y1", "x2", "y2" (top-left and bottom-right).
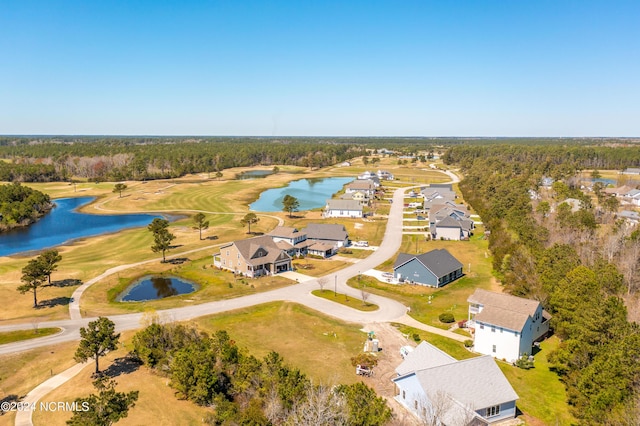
[
  {"x1": 589, "y1": 178, "x2": 616, "y2": 186},
  {"x1": 236, "y1": 170, "x2": 275, "y2": 180},
  {"x1": 0, "y1": 197, "x2": 161, "y2": 257},
  {"x1": 118, "y1": 275, "x2": 198, "y2": 302},
  {"x1": 250, "y1": 177, "x2": 354, "y2": 212}
]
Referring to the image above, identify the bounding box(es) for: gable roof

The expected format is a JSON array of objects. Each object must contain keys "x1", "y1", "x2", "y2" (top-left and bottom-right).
[
  {"x1": 347, "y1": 180, "x2": 375, "y2": 190},
  {"x1": 325, "y1": 199, "x2": 363, "y2": 212},
  {"x1": 268, "y1": 226, "x2": 304, "y2": 239},
  {"x1": 395, "y1": 341, "x2": 456, "y2": 376},
  {"x1": 468, "y1": 289, "x2": 541, "y2": 331},
  {"x1": 436, "y1": 216, "x2": 463, "y2": 229},
  {"x1": 411, "y1": 355, "x2": 519, "y2": 410},
  {"x1": 304, "y1": 223, "x2": 349, "y2": 241},
  {"x1": 394, "y1": 249, "x2": 463, "y2": 278},
  {"x1": 233, "y1": 235, "x2": 291, "y2": 267}
]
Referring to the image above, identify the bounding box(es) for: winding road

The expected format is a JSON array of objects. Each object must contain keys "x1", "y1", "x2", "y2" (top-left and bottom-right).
[{"x1": 2, "y1": 170, "x2": 464, "y2": 426}]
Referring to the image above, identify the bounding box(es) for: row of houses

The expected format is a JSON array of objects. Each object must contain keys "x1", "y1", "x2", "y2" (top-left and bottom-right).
[
  {"x1": 391, "y1": 248, "x2": 551, "y2": 363},
  {"x1": 393, "y1": 289, "x2": 552, "y2": 424},
  {"x1": 213, "y1": 224, "x2": 349, "y2": 277},
  {"x1": 408, "y1": 183, "x2": 474, "y2": 240}
]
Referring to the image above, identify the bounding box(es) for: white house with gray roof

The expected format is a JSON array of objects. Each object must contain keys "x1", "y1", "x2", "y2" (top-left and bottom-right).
[
  {"x1": 393, "y1": 341, "x2": 519, "y2": 424},
  {"x1": 323, "y1": 199, "x2": 363, "y2": 218},
  {"x1": 468, "y1": 289, "x2": 550, "y2": 363},
  {"x1": 394, "y1": 249, "x2": 463, "y2": 287}
]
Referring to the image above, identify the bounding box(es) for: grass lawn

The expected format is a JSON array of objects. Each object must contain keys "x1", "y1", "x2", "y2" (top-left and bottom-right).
[
  {"x1": 353, "y1": 230, "x2": 499, "y2": 330},
  {"x1": 312, "y1": 290, "x2": 378, "y2": 311},
  {"x1": 293, "y1": 258, "x2": 351, "y2": 277},
  {"x1": 81, "y1": 255, "x2": 294, "y2": 317},
  {"x1": 392, "y1": 324, "x2": 476, "y2": 360},
  {"x1": 499, "y1": 336, "x2": 576, "y2": 425},
  {"x1": 194, "y1": 302, "x2": 366, "y2": 385},
  {"x1": 0, "y1": 328, "x2": 61, "y2": 345}
]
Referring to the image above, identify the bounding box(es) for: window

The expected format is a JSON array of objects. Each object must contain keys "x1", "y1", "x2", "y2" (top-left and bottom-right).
[
  {"x1": 226, "y1": 251, "x2": 229, "y2": 256},
  {"x1": 479, "y1": 324, "x2": 484, "y2": 329},
  {"x1": 414, "y1": 400, "x2": 418, "y2": 409},
  {"x1": 492, "y1": 345, "x2": 496, "y2": 353},
  {"x1": 485, "y1": 405, "x2": 500, "y2": 417},
  {"x1": 402, "y1": 390, "x2": 406, "y2": 399},
  {"x1": 500, "y1": 328, "x2": 503, "y2": 333},
  {"x1": 491, "y1": 326, "x2": 496, "y2": 333}
]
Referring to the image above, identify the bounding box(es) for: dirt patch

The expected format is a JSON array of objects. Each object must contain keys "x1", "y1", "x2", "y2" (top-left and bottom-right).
[{"x1": 360, "y1": 322, "x2": 421, "y2": 425}]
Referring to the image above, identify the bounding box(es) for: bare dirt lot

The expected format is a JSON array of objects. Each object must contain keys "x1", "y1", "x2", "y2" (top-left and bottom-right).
[{"x1": 360, "y1": 322, "x2": 421, "y2": 426}]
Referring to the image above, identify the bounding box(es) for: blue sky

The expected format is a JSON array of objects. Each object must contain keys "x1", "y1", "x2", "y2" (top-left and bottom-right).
[{"x1": 1, "y1": 1, "x2": 639, "y2": 136}]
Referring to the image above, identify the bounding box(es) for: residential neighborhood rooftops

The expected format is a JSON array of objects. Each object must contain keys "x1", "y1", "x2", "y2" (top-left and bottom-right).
[
  {"x1": 325, "y1": 199, "x2": 363, "y2": 211},
  {"x1": 468, "y1": 289, "x2": 541, "y2": 331},
  {"x1": 268, "y1": 226, "x2": 304, "y2": 239},
  {"x1": 395, "y1": 341, "x2": 456, "y2": 376},
  {"x1": 231, "y1": 235, "x2": 291, "y2": 266},
  {"x1": 394, "y1": 249, "x2": 463, "y2": 278},
  {"x1": 410, "y1": 355, "x2": 519, "y2": 412},
  {"x1": 304, "y1": 223, "x2": 349, "y2": 241}
]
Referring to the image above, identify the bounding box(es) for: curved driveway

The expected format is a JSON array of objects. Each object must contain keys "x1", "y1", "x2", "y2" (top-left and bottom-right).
[{"x1": 1, "y1": 171, "x2": 464, "y2": 355}]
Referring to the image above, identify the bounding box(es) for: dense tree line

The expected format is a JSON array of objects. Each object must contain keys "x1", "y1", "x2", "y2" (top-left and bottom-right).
[
  {"x1": 446, "y1": 145, "x2": 640, "y2": 424},
  {"x1": 0, "y1": 138, "x2": 367, "y2": 182},
  {"x1": 0, "y1": 182, "x2": 52, "y2": 231},
  {"x1": 131, "y1": 323, "x2": 392, "y2": 425}
]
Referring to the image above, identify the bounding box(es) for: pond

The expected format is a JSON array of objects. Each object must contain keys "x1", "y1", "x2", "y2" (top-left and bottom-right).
[
  {"x1": 117, "y1": 275, "x2": 198, "y2": 302},
  {"x1": 0, "y1": 197, "x2": 161, "y2": 257},
  {"x1": 250, "y1": 177, "x2": 354, "y2": 212},
  {"x1": 236, "y1": 170, "x2": 275, "y2": 180}
]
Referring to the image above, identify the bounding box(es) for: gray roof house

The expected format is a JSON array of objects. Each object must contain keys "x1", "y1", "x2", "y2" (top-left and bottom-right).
[
  {"x1": 302, "y1": 223, "x2": 350, "y2": 256},
  {"x1": 393, "y1": 341, "x2": 519, "y2": 425},
  {"x1": 429, "y1": 204, "x2": 474, "y2": 240},
  {"x1": 323, "y1": 199, "x2": 363, "y2": 218},
  {"x1": 394, "y1": 249, "x2": 463, "y2": 287}
]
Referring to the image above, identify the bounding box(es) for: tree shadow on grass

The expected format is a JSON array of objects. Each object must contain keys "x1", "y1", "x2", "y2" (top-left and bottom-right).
[
  {"x1": 37, "y1": 297, "x2": 71, "y2": 308},
  {"x1": 0, "y1": 395, "x2": 19, "y2": 416},
  {"x1": 205, "y1": 235, "x2": 219, "y2": 241},
  {"x1": 47, "y1": 278, "x2": 82, "y2": 288},
  {"x1": 166, "y1": 257, "x2": 188, "y2": 265},
  {"x1": 103, "y1": 355, "x2": 142, "y2": 379}
]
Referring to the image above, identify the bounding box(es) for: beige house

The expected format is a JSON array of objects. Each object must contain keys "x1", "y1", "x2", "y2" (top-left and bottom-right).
[{"x1": 213, "y1": 235, "x2": 292, "y2": 277}]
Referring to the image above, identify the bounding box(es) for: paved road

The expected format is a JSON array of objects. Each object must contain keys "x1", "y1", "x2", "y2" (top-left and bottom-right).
[
  {"x1": 1, "y1": 173, "x2": 465, "y2": 354},
  {"x1": 5, "y1": 171, "x2": 468, "y2": 426}
]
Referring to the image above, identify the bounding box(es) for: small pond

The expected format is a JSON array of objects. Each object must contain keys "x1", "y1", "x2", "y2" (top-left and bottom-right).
[
  {"x1": 236, "y1": 170, "x2": 275, "y2": 180},
  {"x1": 250, "y1": 177, "x2": 354, "y2": 212},
  {"x1": 118, "y1": 275, "x2": 199, "y2": 302}
]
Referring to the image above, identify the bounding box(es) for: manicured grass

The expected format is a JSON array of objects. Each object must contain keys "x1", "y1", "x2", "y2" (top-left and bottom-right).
[
  {"x1": 392, "y1": 324, "x2": 476, "y2": 360},
  {"x1": 81, "y1": 255, "x2": 294, "y2": 317},
  {"x1": 293, "y1": 258, "x2": 351, "y2": 277},
  {"x1": 311, "y1": 290, "x2": 378, "y2": 311},
  {"x1": 194, "y1": 302, "x2": 366, "y2": 384},
  {"x1": 0, "y1": 327, "x2": 61, "y2": 345},
  {"x1": 499, "y1": 336, "x2": 576, "y2": 425},
  {"x1": 354, "y1": 231, "x2": 498, "y2": 330}
]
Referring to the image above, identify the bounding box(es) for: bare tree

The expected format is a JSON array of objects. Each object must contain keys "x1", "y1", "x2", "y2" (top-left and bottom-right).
[
  {"x1": 287, "y1": 384, "x2": 348, "y2": 426},
  {"x1": 317, "y1": 276, "x2": 329, "y2": 293},
  {"x1": 361, "y1": 288, "x2": 371, "y2": 306}
]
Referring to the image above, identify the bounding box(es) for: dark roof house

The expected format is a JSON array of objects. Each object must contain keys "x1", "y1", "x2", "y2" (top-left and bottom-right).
[{"x1": 394, "y1": 249, "x2": 463, "y2": 287}]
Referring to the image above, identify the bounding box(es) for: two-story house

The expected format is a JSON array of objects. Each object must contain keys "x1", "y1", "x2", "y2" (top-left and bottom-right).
[
  {"x1": 323, "y1": 199, "x2": 363, "y2": 218},
  {"x1": 267, "y1": 226, "x2": 311, "y2": 257},
  {"x1": 467, "y1": 289, "x2": 551, "y2": 363},
  {"x1": 213, "y1": 235, "x2": 292, "y2": 277},
  {"x1": 429, "y1": 204, "x2": 474, "y2": 240},
  {"x1": 393, "y1": 341, "x2": 519, "y2": 424},
  {"x1": 393, "y1": 249, "x2": 463, "y2": 287}
]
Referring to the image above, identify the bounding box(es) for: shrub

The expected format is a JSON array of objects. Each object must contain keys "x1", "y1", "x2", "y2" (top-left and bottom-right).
[
  {"x1": 515, "y1": 354, "x2": 535, "y2": 369},
  {"x1": 412, "y1": 333, "x2": 420, "y2": 342},
  {"x1": 464, "y1": 339, "x2": 474, "y2": 348},
  {"x1": 439, "y1": 313, "x2": 455, "y2": 323}
]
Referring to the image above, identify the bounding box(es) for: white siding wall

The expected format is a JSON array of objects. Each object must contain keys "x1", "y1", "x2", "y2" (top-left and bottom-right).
[
  {"x1": 436, "y1": 226, "x2": 461, "y2": 240},
  {"x1": 474, "y1": 322, "x2": 522, "y2": 363},
  {"x1": 325, "y1": 209, "x2": 362, "y2": 218}
]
